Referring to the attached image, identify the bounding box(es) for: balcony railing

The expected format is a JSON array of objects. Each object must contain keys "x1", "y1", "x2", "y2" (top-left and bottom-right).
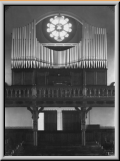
[{"x1": 5, "y1": 85, "x2": 115, "y2": 99}]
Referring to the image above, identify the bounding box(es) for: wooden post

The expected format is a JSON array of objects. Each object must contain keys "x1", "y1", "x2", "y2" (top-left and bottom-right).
[
  {"x1": 32, "y1": 107, "x2": 38, "y2": 146},
  {"x1": 81, "y1": 108, "x2": 86, "y2": 146},
  {"x1": 27, "y1": 106, "x2": 44, "y2": 146}
]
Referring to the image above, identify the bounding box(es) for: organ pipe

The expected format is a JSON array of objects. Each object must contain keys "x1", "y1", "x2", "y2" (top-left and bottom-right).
[
  {"x1": 11, "y1": 20, "x2": 107, "y2": 69},
  {"x1": 23, "y1": 27, "x2": 26, "y2": 68},
  {"x1": 13, "y1": 29, "x2": 15, "y2": 63},
  {"x1": 23, "y1": 27, "x2": 25, "y2": 68},
  {"x1": 11, "y1": 29, "x2": 14, "y2": 68},
  {"x1": 34, "y1": 20, "x2": 36, "y2": 59},
  {"x1": 103, "y1": 28, "x2": 105, "y2": 68},
  {"x1": 44, "y1": 47, "x2": 46, "y2": 67},
  {"x1": 21, "y1": 27, "x2": 23, "y2": 62},
  {"x1": 15, "y1": 28, "x2": 17, "y2": 61},
  {"x1": 90, "y1": 26, "x2": 92, "y2": 63},
  {"x1": 16, "y1": 28, "x2": 19, "y2": 66},
  {"x1": 105, "y1": 28, "x2": 107, "y2": 68}
]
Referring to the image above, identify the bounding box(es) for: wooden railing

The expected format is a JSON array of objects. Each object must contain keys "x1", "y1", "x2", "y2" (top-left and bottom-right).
[{"x1": 5, "y1": 85, "x2": 115, "y2": 99}]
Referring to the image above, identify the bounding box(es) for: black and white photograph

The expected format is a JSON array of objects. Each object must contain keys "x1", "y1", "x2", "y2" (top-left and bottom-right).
[{"x1": 2, "y1": 2, "x2": 119, "y2": 159}]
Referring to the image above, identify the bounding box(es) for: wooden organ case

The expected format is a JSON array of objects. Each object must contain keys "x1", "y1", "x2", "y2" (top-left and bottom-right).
[{"x1": 11, "y1": 19, "x2": 107, "y2": 87}]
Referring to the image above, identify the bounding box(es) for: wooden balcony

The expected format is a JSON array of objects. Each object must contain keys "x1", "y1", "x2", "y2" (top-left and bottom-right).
[{"x1": 5, "y1": 85, "x2": 115, "y2": 107}]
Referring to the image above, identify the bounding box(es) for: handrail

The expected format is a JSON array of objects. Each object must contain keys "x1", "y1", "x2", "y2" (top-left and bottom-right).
[{"x1": 5, "y1": 85, "x2": 115, "y2": 99}]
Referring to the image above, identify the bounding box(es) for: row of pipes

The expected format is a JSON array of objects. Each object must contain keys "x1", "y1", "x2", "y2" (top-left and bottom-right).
[{"x1": 11, "y1": 20, "x2": 107, "y2": 68}]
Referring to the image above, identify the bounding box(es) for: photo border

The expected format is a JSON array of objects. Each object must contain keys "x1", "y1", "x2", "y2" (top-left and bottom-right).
[{"x1": 1, "y1": 1, "x2": 119, "y2": 160}]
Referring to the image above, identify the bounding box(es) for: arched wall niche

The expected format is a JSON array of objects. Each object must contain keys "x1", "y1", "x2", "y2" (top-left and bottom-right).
[
  {"x1": 35, "y1": 11, "x2": 85, "y2": 44},
  {"x1": 36, "y1": 14, "x2": 82, "y2": 44},
  {"x1": 35, "y1": 11, "x2": 85, "y2": 25}
]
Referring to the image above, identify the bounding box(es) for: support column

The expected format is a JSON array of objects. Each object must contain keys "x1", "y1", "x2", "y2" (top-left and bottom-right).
[
  {"x1": 32, "y1": 107, "x2": 38, "y2": 146},
  {"x1": 75, "y1": 107, "x2": 92, "y2": 146},
  {"x1": 57, "y1": 108, "x2": 63, "y2": 131},
  {"x1": 27, "y1": 106, "x2": 44, "y2": 146},
  {"x1": 81, "y1": 108, "x2": 86, "y2": 146}
]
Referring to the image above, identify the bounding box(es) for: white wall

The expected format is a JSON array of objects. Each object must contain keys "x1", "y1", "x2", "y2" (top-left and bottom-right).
[
  {"x1": 5, "y1": 107, "x2": 115, "y2": 127},
  {"x1": 86, "y1": 107, "x2": 115, "y2": 127},
  {"x1": 5, "y1": 107, "x2": 32, "y2": 127}
]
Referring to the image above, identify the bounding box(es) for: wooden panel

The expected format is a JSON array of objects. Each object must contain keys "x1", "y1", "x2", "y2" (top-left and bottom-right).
[
  {"x1": 71, "y1": 72, "x2": 83, "y2": 86},
  {"x1": 36, "y1": 72, "x2": 45, "y2": 85},
  {"x1": 44, "y1": 111, "x2": 57, "y2": 131},
  {"x1": 62, "y1": 111, "x2": 81, "y2": 131},
  {"x1": 24, "y1": 71, "x2": 34, "y2": 85},
  {"x1": 86, "y1": 71, "x2": 95, "y2": 85},
  {"x1": 13, "y1": 71, "x2": 23, "y2": 85},
  {"x1": 38, "y1": 131, "x2": 82, "y2": 145},
  {"x1": 96, "y1": 71, "x2": 106, "y2": 85}
]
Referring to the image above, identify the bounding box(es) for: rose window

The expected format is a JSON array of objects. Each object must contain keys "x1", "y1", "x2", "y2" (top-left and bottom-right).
[{"x1": 47, "y1": 15, "x2": 72, "y2": 42}]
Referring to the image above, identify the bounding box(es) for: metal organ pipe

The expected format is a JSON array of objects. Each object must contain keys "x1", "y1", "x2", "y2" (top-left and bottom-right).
[
  {"x1": 27, "y1": 24, "x2": 31, "y2": 68},
  {"x1": 34, "y1": 20, "x2": 36, "y2": 59},
  {"x1": 71, "y1": 47, "x2": 73, "y2": 68},
  {"x1": 95, "y1": 27, "x2": 97, "y2": 67},
  {"x1": 19, "y1": 28, "x2": 21, "y2": 68},
  {"x1": 14, "y1": 29, "x2": 16, "y2": 66},
  {"x1": 45, "y1": 47, "x2": 47, "y2": 68},
  {"x1": 25, "y1": 25, "x2": 29, "y2": 67},
  {"x1": 51, "y1": 49, "x2": 53, "y2": 67},
  {"x1": 101, "y1": 28, "x2": 104, "y2": 67},
  {"x1": 11, "y1": 29, "x2": 14, "y2": 68},
  {"x1": 90, "y1": 26, "x2": 93, "y2": 67},
  {"x1": 92, "y1": 26, "x2": 95, "y2": 68},
  {"x1": 105, "y1": 29, "x2": 107, "y2": 68},
  {"x1": 16, "y1": 28, "x2": 19, "y2": 68},
  {"x1": 39, "y1": 44, "x2": 41, "y2": 68},
  {"x1": 99, "y1": 28, "x2": 101, "y2": 67},
  {"x1": 64, "y1": 50, "x2": 66, "y2": 67},
  {"x1": 66, "y1": 49, "x2": 68, "y2": 68},
  {"x1": 100, "y1": 29, "x2": 102, "y2": 67},
  {"x1": 44, "y1": 47, "x2": 46, "y2": 68},
  {"x1": 15, "y1": 28, "x2": 18, "y2": 68},
  {"x1": 23, "y1": 27, "x2": 25, "y2": 68},
  {"x1": 15, "y1": 28, "x2": 17, "y2": 67},
  {"x1": 97, "y1": 28, "x2": 99, "y2": 68},
  {"x1": 79, "y1": 42, "x2": 82, "y2": 67},
  {"x1": 30, "y1": 22, "x2": 35, "y2": 68},
  {"x1": 48, "y1": 48, "x2": 50, "y2": 68},
  {"x1": 13, "y1": 29, "x2": 15, "y2": 67},
  {"x1": 21, "y1": 27, "x2": 23, "y2": 68},
  {"x1": 23, "y1": 27, "x2": 26, "y2": 68},
  {"x1": 97, "y1": 28, "x2": 99, "y2": 65},
  {"x1": 36, "y1": 40, "x2": 37, "y2": 68},
  {"x1": 21, "y1": 27, "x2": 23, "y2": 66},
  {"x1": 103, "y1": 28, "x2": 106, "y2": 68},
  {"x1": 39, "y1": 41, "x2": 40, "y2": 68},
  {"x1": 15, "y1": 28, "x2": 17, "y2": 64},
  {"x1": 76, "y1": 44, "x2": 78, "y2": 67},
  {"x1": 86, "y1": 25, "x2": 88, "y2": 64},
  {"x1": 36, "y1": 41, "x2": 38, "y2": 68},
  {"x1": 11, "y1": 20, "x2": 108, "y2": 69},
  {"x1": 41, "y1": 44, "x2": 43, "y2": 67}
]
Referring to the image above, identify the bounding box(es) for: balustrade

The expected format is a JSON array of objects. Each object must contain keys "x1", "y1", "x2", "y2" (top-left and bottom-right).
[{"x1": 5, "y1": 85, "x2": 115, "y2": 99}]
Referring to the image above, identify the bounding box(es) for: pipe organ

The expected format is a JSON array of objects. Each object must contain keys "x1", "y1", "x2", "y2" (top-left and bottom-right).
[
  {"x1": 11, "y1": 20, "x2": 107, "y2": 69},
  {"x1": 11, "y1": 19, "x2": 107, "y2": 86}
]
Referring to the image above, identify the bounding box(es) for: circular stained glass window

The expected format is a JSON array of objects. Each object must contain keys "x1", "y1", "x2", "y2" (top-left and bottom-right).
[{"x1": 47, "y1": 15, "x2": 72, "y2": 42}]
